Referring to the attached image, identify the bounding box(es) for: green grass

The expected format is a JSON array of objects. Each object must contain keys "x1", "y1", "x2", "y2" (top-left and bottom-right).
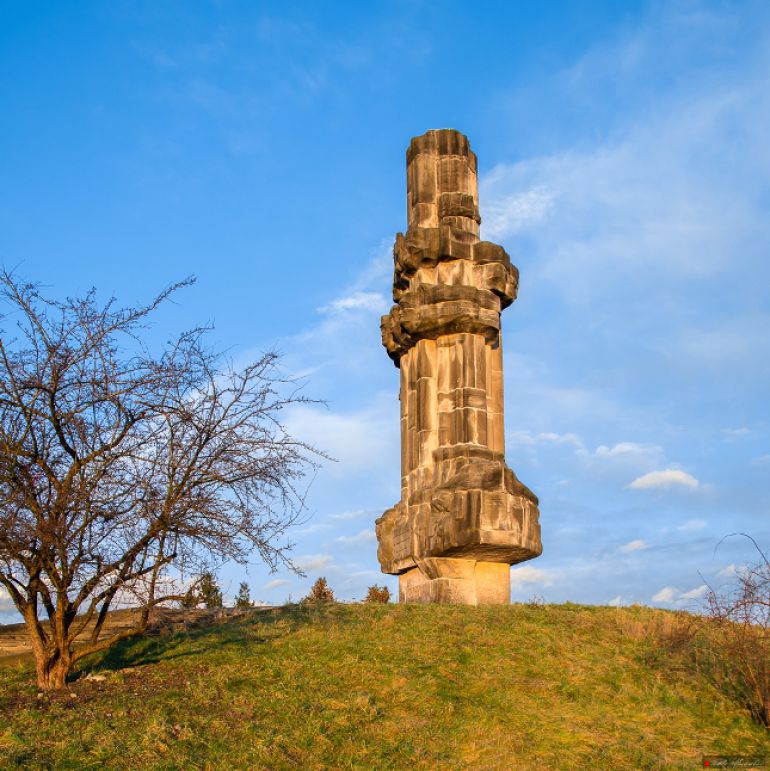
[{"x1": 1, "y1": 603, "x2": 768, "y2": 769}]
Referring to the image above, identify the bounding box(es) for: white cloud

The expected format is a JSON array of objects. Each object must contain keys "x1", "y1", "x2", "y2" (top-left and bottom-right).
[
  {"x1": 538, "y1": 431, "x2": 585, "y2": 448},
  {"x1": 275, "y1": 249, "x2": 393, "y2": 393},
  {"x1": 652, "y1": 586, "x2": 677, "y2": 603},
  {"x1": 336, "y1": 529, "x2": 376, "y2": 545},
  {"x1": 619, "y1": 539, "x2": 647, "y2": 553},
  {"x1": 608, "y1": 595, "x2": 624, "y2": 607},
  {"x1": 679, "y1": 584, "x2": 708, "y2": 601},
  {"x1": 677, "y1": 519, "x2": 706, "y2": 533},
  {"x1": 652, "y1": 584, "x2": 708, "y2": 604},
  {"x1": 509, "y1": 565, "x2": 555, "y2": 589},
  {"x1": 582, "y1": 442, "x2": 666, "y2": 479},
  {"x1": 347, "y1": 570, "x2": 382, "y2": 578},
  {"x1": 628, "y1": 469, "x2": 699, "y2": 490},
  {"x1": 251, "y1": 2, "x2": 767, "y2": 610},
  {"x1": 672, "y1": 322, "x2": 770, "y2": 370},
  {"x1": 263, "y1": 578, "x2": 290, "y2": 590},
  {"x1": 507, "y1": 430, "x2": 584, "y2": 449},
  {"x1": 283, "y1": 400, "x2": 397, "y2": 476},
  {"x1": 318, "y1": 291, "x2": 389, "y2": 315},
  {"x1": 297, "y1": 522, "x2": 333, "y2": 535},
  {"x1": 482, "y1": 185, "x2": 556, "y2": 241},
  {"x1": 477, "y1": 8, "x2": 770, "y2": 415},
  {"x1": 591, "y1": 442, "x2": 663, "y2": 464},
  {"x1": 751, "y1": 454, "x2": 770, "y2": 467},
  {"x1": 507, "y1": 434, "x2": 664, "y2": 479},
  {"x1": 722, "y1": 427, "x2": 751, "y2": 438},
  {"x1": 717, "y1": 563, "x2": 745, "y2": 578},
  {"x1": 330, "y1": 509, "x2": 373, "y2": 521},
  {"x1": 0, "y1": 586, "x2": 14, "y2": 613},
  {"x1": 482, "y1": 86, "x2": 770, "y2": 309},
  {"x1": 294, "y1": 554, "x2": 332, "y2": 572}
]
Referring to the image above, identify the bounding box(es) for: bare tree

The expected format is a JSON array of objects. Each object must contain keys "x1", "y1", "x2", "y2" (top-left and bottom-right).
[
  {"x1": 0, "y1": 271, "x2": 321, "y2": 689},
  {"x1": 705, "y1": 534, "x2": 770, "y2": 727}
]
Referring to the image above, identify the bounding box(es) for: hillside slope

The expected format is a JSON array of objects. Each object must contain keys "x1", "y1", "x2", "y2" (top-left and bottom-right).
[{"x1": 1, "y1": 603, "x2": 768, "y2": 769}]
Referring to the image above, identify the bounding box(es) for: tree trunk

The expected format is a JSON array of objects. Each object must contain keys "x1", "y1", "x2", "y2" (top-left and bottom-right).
[
  {"x1": 36, "y1": 655, "x2": 70, "y2": 690},
  {"x1": 29, "y1": 635, "x2": 73, "y2": 691},
  {"x1": 34, "y1": 649, "x2": 72, "y2": 690}
]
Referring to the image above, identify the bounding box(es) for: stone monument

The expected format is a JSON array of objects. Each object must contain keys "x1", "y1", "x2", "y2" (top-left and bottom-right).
[{"x1": 376, "y1": 129, "x2": 542, "y2": 605}]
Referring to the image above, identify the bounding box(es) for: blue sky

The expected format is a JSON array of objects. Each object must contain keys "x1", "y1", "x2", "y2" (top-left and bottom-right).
[{"x1": 1, "y1": 0, "x2": 768, "y2": 615}]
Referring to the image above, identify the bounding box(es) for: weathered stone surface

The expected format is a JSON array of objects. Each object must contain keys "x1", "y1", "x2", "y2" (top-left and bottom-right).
[
  {"x1": 376, "y1": 129, "x2": 542, "y2": 605},
  {"x1": 398, "y1": 558, "x2": 510, "y2": 604}
]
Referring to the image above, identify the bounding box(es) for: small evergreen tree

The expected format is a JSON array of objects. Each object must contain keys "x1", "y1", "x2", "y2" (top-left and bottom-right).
[
  {"x1": 235, "y1": 581, "x2": 253, "y2": 609},
  {"x1": 198, "y1": 572, "x2": 223, "y2": 609},
  {"x1": 179, "y1": 586, "x2": 199, "y2": 609},
  {"x1": 364, "y1": 584, "x2": 391, "y2": 603},
  {"x1": 302, "y1": 577, "x2": 335, "y2": 604}
]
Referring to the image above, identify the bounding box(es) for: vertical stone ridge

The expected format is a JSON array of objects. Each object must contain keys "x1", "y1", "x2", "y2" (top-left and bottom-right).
[{"x1": 376, "y1": 129, "x2": 542, "y2": 605}]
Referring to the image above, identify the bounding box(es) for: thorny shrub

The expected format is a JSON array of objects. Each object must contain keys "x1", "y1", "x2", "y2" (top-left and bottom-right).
[{"x1": 704, "y1": 536, "x2": 770, "y2": 728}]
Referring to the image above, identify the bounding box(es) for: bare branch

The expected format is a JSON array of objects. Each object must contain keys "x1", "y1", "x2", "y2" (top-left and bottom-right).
[{"x1": 0, "y1": 271, "x2": 323, "y2": 689}]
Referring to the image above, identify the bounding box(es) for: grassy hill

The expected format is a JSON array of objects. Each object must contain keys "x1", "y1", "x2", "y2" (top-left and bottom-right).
[{"x1": 1, "y1": 602, "x2": 768, "y2": 769}]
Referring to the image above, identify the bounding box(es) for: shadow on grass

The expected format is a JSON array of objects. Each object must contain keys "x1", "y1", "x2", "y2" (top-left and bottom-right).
[{"x1": 78, "y1": 603, "x2": 328, "y2": 675}]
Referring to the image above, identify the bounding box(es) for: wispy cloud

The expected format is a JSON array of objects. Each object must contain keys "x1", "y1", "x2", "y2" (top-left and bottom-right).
[
  {"x1": 294, "y1": 554, "x2": 333, "y2": 572},
  {"x1": 679, "y1": 584, "x2": 708, "y2": 601},
  {"x1": 297, "y1": 522, "x2": 334, "y2": 535},
  {"x1": 330, "y1": 510, "x2": 374, "y2": 521},
  {"x1": 652, "y1": 584, "x2": 708, "y2": 604},
  {"x1": 318, "y1": 291, "x2": 389, "y2": 315},
  {"x1": 508, "y1": 430, "x2": 584, "y2": 449},
  {"x1": 263, "y1": 578, "x2": 290, "y2": 590},
  {"x1": 590, "y1": 443, "x2": 663, "y2": 463},
  {"x1": 722, "y1": 427, "x2": 751, "y2": 439},
  {"x1": 509, "y1": 565, "x2": 556, "y2": 589},
  {"x1": 508, "y1": 432, "x2": 666, "y2": 477},
  {"x1": 716, "y1": 564, "x2": 744, "y2": 579},
  {"x1": 677, "y1": 519, "x2": 706, "y2": 533},
  {"x1": 283, "y1": 399, "x2": 397, "y2": 477},
  {"x1": 651, "y1": 586, "x2": 677, "y2": 603},
  {"x1": 619, "y1": 539, "x2": 647, "y2": 553},
  {"x1": 336, "y1": 529, "x2": 376, "y2": 545},
  {"x1": 482, "y1": 184, "x2": 555, "y2": 241}
]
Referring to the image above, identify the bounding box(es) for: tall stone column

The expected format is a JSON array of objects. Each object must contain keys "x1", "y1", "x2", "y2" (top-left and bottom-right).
[{"x1": 376, "y1": 129, "x2": 542, "y2": 605}]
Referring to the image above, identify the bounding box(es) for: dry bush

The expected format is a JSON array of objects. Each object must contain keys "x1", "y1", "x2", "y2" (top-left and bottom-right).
[
  {"x1": 302, "y1": 577, "x2": 335, "y2": 604},
  {"x1": 617, "y1": 609, "x2": 701, "y2": 661},
  {"x1": 619, "y1": 537, "x2": 770, "y2": 730},
  {"x1": 655, "y1": 612, "x2": 701, "y2": 654},
  {"x1": 364, "y1": 585, "x2": 391, "y2": 604},
  {"x1": 704, "y1": 537, "x2": 770, "y2": 728}
]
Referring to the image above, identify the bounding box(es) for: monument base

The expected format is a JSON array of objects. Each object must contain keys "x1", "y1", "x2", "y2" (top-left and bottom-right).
[{"x1": 398, "y1": 557, "x2": 510, "y2": 605}]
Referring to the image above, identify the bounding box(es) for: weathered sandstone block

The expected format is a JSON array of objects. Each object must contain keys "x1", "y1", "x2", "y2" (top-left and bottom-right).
[{"x1": 376, "y1": 129, "x2": 542, "y2": 604}]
